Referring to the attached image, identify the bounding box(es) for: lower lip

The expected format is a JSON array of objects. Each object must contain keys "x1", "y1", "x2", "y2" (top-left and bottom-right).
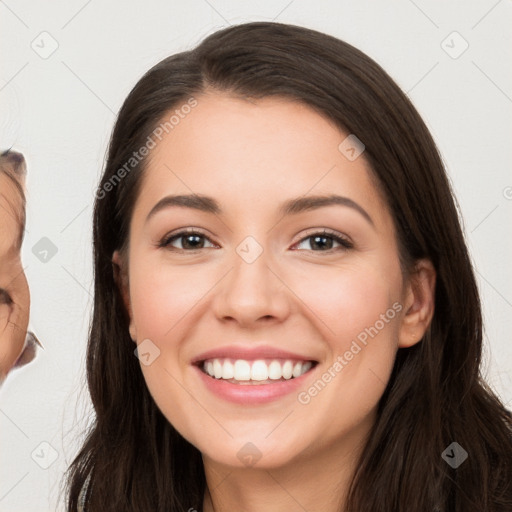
[{"x1": 193, "y1": 364, "x2": 317, "y2": 405}]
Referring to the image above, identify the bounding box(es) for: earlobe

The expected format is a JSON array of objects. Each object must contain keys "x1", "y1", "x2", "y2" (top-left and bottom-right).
[
  {"x1": 112, "y1": 250, "x2": 137, "y2": 342},
  {"x1": 397, "y1": 259, "x2": 436, "y2": 348}
]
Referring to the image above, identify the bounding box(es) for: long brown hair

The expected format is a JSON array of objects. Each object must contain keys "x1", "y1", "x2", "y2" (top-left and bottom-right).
[{"x1": 64, "y1": 21, "x2": 512, "y2": 511}]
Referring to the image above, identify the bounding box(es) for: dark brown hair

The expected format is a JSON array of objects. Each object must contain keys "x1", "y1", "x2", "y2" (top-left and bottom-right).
[{"x1": 64, "y1": 21, "x2": 512, "y2": 511}]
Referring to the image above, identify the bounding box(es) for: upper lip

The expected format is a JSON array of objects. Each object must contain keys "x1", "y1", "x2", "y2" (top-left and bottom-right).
[{"x1": 191, "y1": 345, "x2": 318, "y2": 365}]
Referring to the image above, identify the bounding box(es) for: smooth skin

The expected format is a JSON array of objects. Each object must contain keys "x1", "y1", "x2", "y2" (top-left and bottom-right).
[{"x1": 113, "y1": 91, "x2": 436, "y2": 512}]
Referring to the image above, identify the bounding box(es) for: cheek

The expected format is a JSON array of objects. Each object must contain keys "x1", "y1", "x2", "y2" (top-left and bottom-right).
[
  {"x1": 130, "y1": 259, "x2": 205, "y2": 338},
  {"x1": 291, "y1": 258, "x2": 402, "y2": 417},
  {"x1": 292, "y1": 259, "x2": 401, "y2": 348},
  {"x1": 290, "y1": 267, "x2": 400, "y2": 433}
]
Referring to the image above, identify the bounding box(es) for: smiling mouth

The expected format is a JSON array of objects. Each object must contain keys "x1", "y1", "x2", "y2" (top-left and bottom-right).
[{"x1": 196, "y1": 357, "x2": 318, "y2": 385}]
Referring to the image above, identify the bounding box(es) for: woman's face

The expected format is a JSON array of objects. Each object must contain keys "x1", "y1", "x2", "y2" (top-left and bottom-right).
[
  {"x1": 0, "y1": 167, "x2": 30, "y2": 384},
  {"x1": 113, "y1": 92, "x2": 434, "y2": 469}
]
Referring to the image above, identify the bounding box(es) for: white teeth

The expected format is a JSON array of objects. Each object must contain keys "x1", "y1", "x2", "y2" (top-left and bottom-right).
[
  {"x1": 201, "y1": 358, "x2": 315, "y2": 382},
  {"x1": 213, "y1": 359, "x2": 223, "y2": 379},
  {"x1": 282, "y1": 360, "x2": 293, "y2": 379},
  {"x1": 268, "y1": 360, "x2": 282, "y2": 380},
  {"x1": 302, "y1": 361, "x2": 313, "y2": 374},
  {"x1": 250, "y1": 360, "x2": 269, "y2": 381},
  {"x1": 292, "y1": 361, "x2": 303, "y2": 378},
  {"x1": 234, "y1": 360, "x2": 251, "y2": 380},
  {"x1": 223, "y1": 360, "x2": 234, "y2": 379}
]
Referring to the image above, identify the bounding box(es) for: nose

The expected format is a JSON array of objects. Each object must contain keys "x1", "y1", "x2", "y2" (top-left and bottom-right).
[{"x1": 212, "y1": 246, "x2": 290, "y2": 327}]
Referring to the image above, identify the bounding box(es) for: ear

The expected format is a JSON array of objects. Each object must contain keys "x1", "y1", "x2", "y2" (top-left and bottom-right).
[
  {"x1": 112, "y1": 250, "x2": 137, "y2": 342},
  {"x1": 398, "y1": 258, "x2": 436, "y2": 348}
]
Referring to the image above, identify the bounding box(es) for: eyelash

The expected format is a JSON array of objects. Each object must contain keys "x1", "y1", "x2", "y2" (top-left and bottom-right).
[{"x1": 158, "y1": 228, "x2": 353, "y2": 253}]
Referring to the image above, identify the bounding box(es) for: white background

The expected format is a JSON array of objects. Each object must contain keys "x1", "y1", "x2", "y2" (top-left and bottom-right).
[{"x1": 1, "y1": 1, "x2": 511, "y2": 510}]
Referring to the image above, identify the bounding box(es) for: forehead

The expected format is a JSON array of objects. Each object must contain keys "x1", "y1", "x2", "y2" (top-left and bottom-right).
[{"x1": 133, "y1": 92, "x2": 391, "y2": 229}]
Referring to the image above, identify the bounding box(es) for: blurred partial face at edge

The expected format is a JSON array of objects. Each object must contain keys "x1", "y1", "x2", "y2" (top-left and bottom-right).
[{"x1": 0, "y1": 150, "x2": 37, "y2": 386}]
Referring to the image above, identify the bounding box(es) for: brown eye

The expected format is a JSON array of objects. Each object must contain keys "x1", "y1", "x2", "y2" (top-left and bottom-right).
[
  {"x1": 293, "y1": 229, "x2": 354, "y2": 253},
  {"x1": 159, "y1": 228, "x2": 216, "y2": 251}
]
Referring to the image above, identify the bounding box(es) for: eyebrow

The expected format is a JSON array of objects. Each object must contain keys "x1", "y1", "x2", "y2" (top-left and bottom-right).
[{"x1": 145, "y1": 193, "x2": 374, "y2": 227}]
